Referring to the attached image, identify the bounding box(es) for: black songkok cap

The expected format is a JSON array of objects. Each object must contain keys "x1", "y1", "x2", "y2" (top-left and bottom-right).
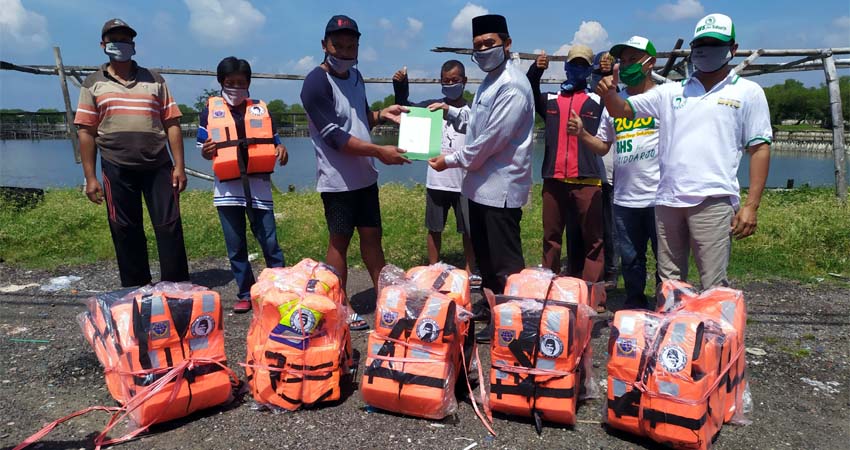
[{"x1": 472, "y1": 14, "x2": 508, "y2": 38}]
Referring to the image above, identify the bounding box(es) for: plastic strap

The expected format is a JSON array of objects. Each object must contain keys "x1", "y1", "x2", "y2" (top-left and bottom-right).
[
  {"x1": 460, "y1": 343, "x2": 496, "y2": 436},
  {"x1": 362, "y1": 366, "x2": 446, "y2": 388},
  {"x1": 642, "y1": 407, "x2": 708, "y2": 431}
]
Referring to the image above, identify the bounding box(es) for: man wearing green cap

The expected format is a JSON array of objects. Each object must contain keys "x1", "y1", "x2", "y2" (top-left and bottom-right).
[
  {"x1": 576, "y1": 36, "x2": 660, "y2": 309},
  {"x1": 597, "y1": 14, "x2": 771, "y2": 290}
]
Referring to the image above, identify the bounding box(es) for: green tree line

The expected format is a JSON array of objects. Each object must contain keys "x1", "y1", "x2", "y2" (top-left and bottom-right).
[{"x1": 763, "y1": 76, "x2": 849, "y2": 128}]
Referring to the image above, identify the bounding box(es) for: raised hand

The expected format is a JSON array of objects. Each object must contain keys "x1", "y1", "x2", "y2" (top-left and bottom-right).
[
  {"x1": 536, "y1": 51, "x2": 549, "y2": 70},
  {"x1": 392, "y1": 66, "x2": 408, "y2": 82},
  {"x1": 566, "y1": 109, "x2": 584, "y2": 136}
]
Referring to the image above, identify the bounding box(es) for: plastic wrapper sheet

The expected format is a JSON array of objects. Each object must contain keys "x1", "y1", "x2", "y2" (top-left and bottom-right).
[
  {"x1": 362, "y1": 264, "x2": 471, "y2": 419},
  {"x1": 245, "y1": 258, "x2": 353, "y2": 411},
  {"x1": 489, "y1": 292, "x2": 597, "y2": 428},
  {"x1": 77, "y1": 282, "x2": 232, "y2": 429},
  {"x1": 606, "y1": 282, "x2": 750, "y2": 450}
]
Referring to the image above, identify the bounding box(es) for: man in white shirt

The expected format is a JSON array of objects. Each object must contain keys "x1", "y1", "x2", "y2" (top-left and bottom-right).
[
  {"x1": 430, "y1": 13, "x2": 535, "y2": 342},
  {"x1": 596, "y1": 14, "x2": 771, "y2": 289},
  {"x1": 577, "y1": 36, "x2": 661, "y2": 309}
]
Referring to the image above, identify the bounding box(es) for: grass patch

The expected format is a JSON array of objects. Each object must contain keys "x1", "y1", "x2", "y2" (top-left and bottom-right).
[{"x1": 1, "y1": 186, "x2": 848, "y2": 284}]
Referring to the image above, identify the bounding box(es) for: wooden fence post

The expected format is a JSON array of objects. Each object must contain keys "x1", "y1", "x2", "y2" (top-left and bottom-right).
[
  {"x1": 53, "y1": 46, "x2": 80, "y2": 163},
  {"x1": 823, "y1": 54, "x2": 848, "y2": 202}
]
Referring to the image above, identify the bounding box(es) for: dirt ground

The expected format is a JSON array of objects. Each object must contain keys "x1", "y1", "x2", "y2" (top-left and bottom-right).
[{"x1": 1, "y1": 258, "x2": 848, "y2": 450}]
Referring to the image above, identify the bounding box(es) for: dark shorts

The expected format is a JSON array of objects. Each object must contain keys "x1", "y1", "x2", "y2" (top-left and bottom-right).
[
  {"x1": 321, "y1": 183, "x2": 382, "y2": 236},
  {"x1": 425, "y1": 188, "x2": 468, "y2": 234}
]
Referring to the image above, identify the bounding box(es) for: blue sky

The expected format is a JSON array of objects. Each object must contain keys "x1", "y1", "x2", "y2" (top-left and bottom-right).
[{"x1": 1, "y1": 0, "x2": 848, "y2": 111}]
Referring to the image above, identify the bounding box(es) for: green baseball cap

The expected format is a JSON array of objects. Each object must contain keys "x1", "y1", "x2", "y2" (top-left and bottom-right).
[
  {"x1": 691, "y1": 13, "x2": 735, "y2": 44},
  {"x1": 610, "y1": 36, "x2": 657, "y2": 58}
]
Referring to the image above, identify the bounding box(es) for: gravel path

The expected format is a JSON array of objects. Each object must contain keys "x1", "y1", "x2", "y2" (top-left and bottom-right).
[{"x1": 1, "y1": 258, "x2": 848, "y2": 450}]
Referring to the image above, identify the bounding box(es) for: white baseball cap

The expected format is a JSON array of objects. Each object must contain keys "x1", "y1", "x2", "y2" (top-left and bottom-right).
[
  {"x1": 610, "y1": 36, "x2": 657, "y2": 58},
  {"x1": 691, "y1": 13, "x2": 736, "y2": 44}
]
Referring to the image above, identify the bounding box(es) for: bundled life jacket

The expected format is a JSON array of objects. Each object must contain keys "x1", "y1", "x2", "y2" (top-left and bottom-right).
[
  {"x1": 607, "y1": 309, "x2": 735, "y2": 450},
  {"x1": 489, "y1": 295, "x2": 593, "y2": 428},
  {"x1": 207, "y1": 96, "x2": 277, "y2": 181},
  {"x1": 405, "y1": 264, "x2": 472, "y2": 312},
  {"x1": 656, "y1": 279, "x2": 699, "y2": 313},
  {"x1": 505, "y1": 267, "x2": 605, "y2": 309},
  {"x1": 245, "y1": 259, "x2": 352, "y2": 411},
  {"x1": 362, "y1": 285, "x2": 461, "y2": 419},
  {"x1": 79, "y1": 287, "x2": 232, "y2": 426},
  {"x1": 658, "y1": 282, "x2": 748, "y2": 424}
]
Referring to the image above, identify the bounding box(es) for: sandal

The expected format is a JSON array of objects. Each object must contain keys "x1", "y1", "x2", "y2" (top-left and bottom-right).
[{"x1": 348, "y1": 313, "x2": 370, "y2": 331}]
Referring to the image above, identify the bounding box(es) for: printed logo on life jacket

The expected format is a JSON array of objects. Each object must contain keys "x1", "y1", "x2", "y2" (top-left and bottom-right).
[
  {"x1": 379, "y1": 310, "x2": 399, "y2": 328},
  {"x1": 660, "y1": 345, "x2": 688, "y2": 373},
  {"x1": 539, "y1": 334, "x2": 564, "y2": 358},
  {"x1": 497, "y1": 329, "x2": 515, "y2": 346},
  {"x1": 212, "y1": 110, "x2": 225, "y2": 118},
  {"x1": 191, "y1": 315, "x2": 215, "y2": 337},
  {"x1": 416, "y1": 318, "x2": 440, "y2": 343},
  {"x1": 249, "y1": 105, "x2": 266, "y2": 116},
  {"x1": 150, "y1": 320, "x2": 170, "y2": 340},
  {"x1": 290, "y1": 308, "x2": 319, "y2": 334},
  {"x1": 616, "y1": 337, "x2": 637, "y2": 358}
]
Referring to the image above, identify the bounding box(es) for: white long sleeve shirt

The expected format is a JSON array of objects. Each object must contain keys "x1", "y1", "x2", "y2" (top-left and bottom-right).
[{"x1": 444, "y1": 59, "x2": 535, "y2": 208}]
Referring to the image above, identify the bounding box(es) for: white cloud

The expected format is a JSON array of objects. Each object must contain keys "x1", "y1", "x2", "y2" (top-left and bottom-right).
[
  {"x1": 449, "y1": 3, "x2": 488, "y2": 45},
  {"x1": 361, "y1": 46, "x2": 378, "y2": 62},
  {"x1": 184, "y1": 0, "x2": 265, "y2": 46},
  {"x1": 553, "y1": 21, "x2": 610, "y2": 56},
  {"x1": 0, "y1": 0, "x2": 49, "y2": 51},
  {"x1": 378, "y1": 18, "x2": 392, "y2": 30},
  {"x1": 291, "y1": 55, "x2": 316, "y2": 74},
  {"x1": 654, "y1": 0, "x2": 705, "y2": 22},
  {"x1": 824, "y1": 16, "x2": 850, "y2": 47},
  {"x1": 407, "y1": 17, "x2": 423, "y2": 35}
]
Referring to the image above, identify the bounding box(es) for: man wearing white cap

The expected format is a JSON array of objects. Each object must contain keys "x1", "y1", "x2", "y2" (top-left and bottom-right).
[
  {"x1": 596, "y1": 14, "x2": 772, "y2": 289},
  {"x1": 576, "y1": 36, "x2": 660, "y2": 309}
]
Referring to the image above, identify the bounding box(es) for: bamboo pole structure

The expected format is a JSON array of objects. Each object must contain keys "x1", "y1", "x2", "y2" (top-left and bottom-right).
[
  {"x1": 52, "y1": 47, "x2": 80, "y2": 163},
  {"x1": 732, "y1": 49, "x2": 764, "y2": 75},
  {"x1": 660, "y1": 39, "x2": 684, "y2": 78},
  {"x1": 822, "y1": 55, "x2": 848, "y2": 202},
  {"x1": 432, "y1": 47, "x2": 850, "y2": 60}
]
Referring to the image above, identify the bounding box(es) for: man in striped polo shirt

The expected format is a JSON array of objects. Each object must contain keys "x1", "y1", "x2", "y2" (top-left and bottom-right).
[{"x1": 74, "y1": 18, "x2": 189, "y2": 287}]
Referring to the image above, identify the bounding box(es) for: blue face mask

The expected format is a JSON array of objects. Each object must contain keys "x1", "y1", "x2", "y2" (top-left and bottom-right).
[
  {"x1": 441, "y1": 83, "x2": 465, "y2": 100},
  {"x1": 103, "y1": 42, "x2": 135, "y2": 62},
  {"x1": 560, "y1": 63, "x2": 591, "y2": 92}
]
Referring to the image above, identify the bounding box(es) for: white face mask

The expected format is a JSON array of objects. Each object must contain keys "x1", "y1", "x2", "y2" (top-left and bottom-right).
[
  {"x1": 221, "y1": 87, "x2": 249, "y2": 106},
  {"x1": 326, "y1": 54, "x2": 357, "y2": 74},
  {"x1": 471, "y1": 45, "x2": 506, "y2": 72},
  {"x1": 103, "y1": 42, "x2": 135, "y2": 62},
  {"x1": 691, "y1": 45, "x2": 732, "y2": 73}
]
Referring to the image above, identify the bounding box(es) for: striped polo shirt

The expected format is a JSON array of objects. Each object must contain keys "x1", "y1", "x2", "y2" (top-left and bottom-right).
[{"x1": 74, "y1": 62, "x2": 182, "y2": 168}]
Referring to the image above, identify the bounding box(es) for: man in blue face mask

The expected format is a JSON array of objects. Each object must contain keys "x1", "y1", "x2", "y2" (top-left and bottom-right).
[
  {"x1": 73, "y1": 18, "x2": 189, "y2": 288},
  {"x1": 392, "y1": 61, "x2": 476, "y2": 276},
  {"x1": 429, "y1": 14, "x2": 535, "y2": 343},
  {"x1": 300, "y1": 15, "x2": 412, "y2": 331},
  {"x1": 527, "y1": 44, "x2": 607, "y2": 308},
  {"x1": 596, "y1": 14, "x2": 772, "y2": 290}
]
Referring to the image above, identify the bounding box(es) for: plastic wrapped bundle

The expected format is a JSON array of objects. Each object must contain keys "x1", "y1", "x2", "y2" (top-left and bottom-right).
[
  {"x1": 489, "y1": 294, "x2": 596, "y2": 428},
  {"x1": 77, "y1": 282, "x2": 232, "y2": 427},
  {"x1": 656, "y1": 279, "x2": 699, "y2": 313},
  {"x1": 361, "y1": 280, "x2": 463, "y2": 419},
  {"x1": 245, "y1": 259, "x2": 352, "y2": 411},
  {"x1": 406, "y1": 262, "x2": 472, "y2": 311},
  {"x1": 504, "y1": 267, "x2": 606, "y2": 309},
  {"x1": 606, "y1": 309, "x2": 738, "y2": 450}
]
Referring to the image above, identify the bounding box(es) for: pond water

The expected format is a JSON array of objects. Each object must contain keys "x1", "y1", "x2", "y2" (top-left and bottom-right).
[{"x1": 0, "y1": 137, "x2": 845, "y2": 191}]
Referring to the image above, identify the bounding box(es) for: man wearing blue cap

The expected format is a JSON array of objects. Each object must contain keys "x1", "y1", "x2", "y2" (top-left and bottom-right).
[{"x1": 597, "y1": 14, "x2": 772, "y2": 289}]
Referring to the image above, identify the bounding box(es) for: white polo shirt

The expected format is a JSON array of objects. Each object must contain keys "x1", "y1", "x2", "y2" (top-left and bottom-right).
[
  {"x1": 597, "y1": 90, "x2": 660, "y2": 208},
  {"x1": 626, "y1": 72, "x2": 772, "y2": 208}
]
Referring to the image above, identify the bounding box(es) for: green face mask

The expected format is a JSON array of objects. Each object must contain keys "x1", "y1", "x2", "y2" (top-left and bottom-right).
[{"x1": 619, "y1": 58, "x2": 650, "y2": 87}]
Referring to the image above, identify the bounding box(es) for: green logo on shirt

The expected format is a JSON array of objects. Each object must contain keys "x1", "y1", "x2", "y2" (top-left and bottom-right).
[{"x1": 672, "y1": 95, "x2": 687, "y2": 109}]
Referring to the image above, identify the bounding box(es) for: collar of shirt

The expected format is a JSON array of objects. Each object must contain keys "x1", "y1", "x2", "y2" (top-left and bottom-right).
[{"x1": 101, "y1": 61, "x2": 138, "y2": 84}]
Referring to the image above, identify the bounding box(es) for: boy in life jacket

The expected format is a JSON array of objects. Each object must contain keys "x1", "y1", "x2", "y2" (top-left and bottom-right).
[
  {"x1": 198, "y1": 57, "x2": 288, "y2": 313},
  {"x1": 391, "y1": 61, "x2": 477, "y2": 279},
  {"x1": 527, "y1": 45, "x2": 606, "y2": 310}
]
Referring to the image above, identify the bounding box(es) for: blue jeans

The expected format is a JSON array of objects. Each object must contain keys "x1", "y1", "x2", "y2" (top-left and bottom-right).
[
  {"x1": 217, "y1": 206, "x2": 285, "y2": 299},
  {"x1": 613, "y1": 205, "x2": 659, "y2": 309}
]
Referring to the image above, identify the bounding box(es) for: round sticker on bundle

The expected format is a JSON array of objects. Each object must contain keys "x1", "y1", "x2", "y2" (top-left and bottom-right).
[
  {"x1": 416, "y1": 318, "x2": 440, "y2": 343},
  {"x1": 191, "y1": 315, "x2": 215, "y2": 337},
  {"x1": 660, "y1": 345, "x2": 688, "y2": 373},
  {"x1": 291, "y1": 308, "x2": 318, "y2": 334},
  {"x1": 380, "y1": 310, "x2": 399, "y2": 328},
  {"x1": 539, "y1": 334, "x2": 564, "y2": 358},
  {"x1": 249, "y1": 105, "x2": 266, "y2": 116}
]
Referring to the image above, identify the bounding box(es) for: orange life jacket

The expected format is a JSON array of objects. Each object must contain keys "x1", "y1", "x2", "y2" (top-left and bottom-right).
[
  {"x1": 405, "y1": 264, "x2": 472, "y2": 312},
  {"x1": 79, "y1": 288, "x2": 231, "y2": 426},
  {"x1": 361, "y1": 285, "x2": 461, "y2": 419},
  {"x1": 656, "y1": 279, "x2": 699, "y2": 313},
  {"x1": 659, "y1": 282, "x2": 748, "y2": 424},
  {"x1": 207, "y1": 96, "x2": 277, "y2": 181},
  {"x1": 246, "y1": 260, "x2": 352, "y2": 411},
  {"x1": 505, "y1": 267, "x2": 606, "y2": 308},
  {"x1": 489, "y1": 295, "x2": 592, "y2": 427},
  {"x1": 607, "y1": 309, "x2": 734, "y2": 450}
]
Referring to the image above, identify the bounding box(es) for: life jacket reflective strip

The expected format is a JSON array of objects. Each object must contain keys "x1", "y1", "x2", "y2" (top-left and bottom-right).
[
  {"x1": 361, "y1": 286, "x2": 461, "y2": 419},
  {"x1": 247, "y1": 289, "x2": 346, "y2": 410},
  {"x1": 607, "y1": 310, "x2": 733, "y2": 450},
  {"x1": 207, "y1": 97, "x2": 277, "y2": 181},
  {"x1": 80, "y1": 289, "x2": 230, "y2": 427},
  {"x1": 489, "y1": 295, "x2": 587, "y2": 426}
]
